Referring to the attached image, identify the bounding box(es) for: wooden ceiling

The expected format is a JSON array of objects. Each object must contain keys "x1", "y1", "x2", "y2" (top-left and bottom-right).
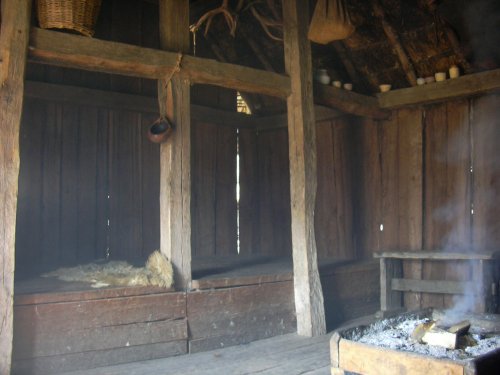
[{"x1": 188, "y1": 0, "x2": 500, "y2": 99}]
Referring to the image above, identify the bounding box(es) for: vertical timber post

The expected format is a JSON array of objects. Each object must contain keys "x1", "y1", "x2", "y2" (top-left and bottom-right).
[
  {"x1": 282, "y1": 0, "x2": 326, "y2": 336},
  {"x1": 0, "y1": 0, "x2": 32, "y2": 373},
  {"x1": 158, "y1": 0, "x2": 192, "y2": 290}
]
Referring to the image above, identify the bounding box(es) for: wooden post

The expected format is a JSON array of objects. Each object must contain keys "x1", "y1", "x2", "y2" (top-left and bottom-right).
[
  {"x1": 0, "y1": 0, "x2": 32, "y2": 373},
  {"x1": 282, "y1": 0, "x2": 326, "y2": 337},
  {"x1": 158, "y1": 0, "x2": 192, "y2": 290}
]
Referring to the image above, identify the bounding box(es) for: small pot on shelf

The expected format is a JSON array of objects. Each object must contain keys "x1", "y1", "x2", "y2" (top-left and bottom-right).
[{"x1": 314, "y1": 69, "x2": 331, "y2": 85}]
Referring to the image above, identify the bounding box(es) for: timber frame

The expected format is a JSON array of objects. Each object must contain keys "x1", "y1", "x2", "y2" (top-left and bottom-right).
[
  {"x1": 2, "y1": 0, "x2": 500, "y2": 372},
  {"x1": 0, "y1": 1, "x2": 32, "y2": 373}
]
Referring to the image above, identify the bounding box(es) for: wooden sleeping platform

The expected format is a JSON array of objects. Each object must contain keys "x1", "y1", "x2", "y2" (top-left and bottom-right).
[{"x1": 12, "y1": 255, "x2": 379, "y2": 374}]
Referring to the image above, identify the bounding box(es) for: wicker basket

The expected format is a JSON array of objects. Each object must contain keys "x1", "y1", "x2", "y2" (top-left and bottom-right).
[{"x1": 37, "y1": 0, "x2": 102, "y2": 37}]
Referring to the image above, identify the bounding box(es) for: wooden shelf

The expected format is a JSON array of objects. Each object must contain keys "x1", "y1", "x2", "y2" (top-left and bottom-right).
[
  {"x1": 314, "y1": 83, "x2": 390, "y2": 120},
  {"x1": 378, "y1": 69, "x2": 500, "y2": 109},
  {"x1": 374, "y1": 250, "x2": 499, "y2": 260}
]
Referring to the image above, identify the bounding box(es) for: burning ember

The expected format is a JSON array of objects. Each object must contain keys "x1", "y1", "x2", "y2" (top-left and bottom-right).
[{"x1": 347, "y1": 311, "x2": 500, "y2": 361}]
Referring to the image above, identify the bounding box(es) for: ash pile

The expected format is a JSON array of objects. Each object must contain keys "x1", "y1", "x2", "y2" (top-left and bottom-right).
[{"x1": 347, "y1": 310, "x2": 500, "y2": 361}]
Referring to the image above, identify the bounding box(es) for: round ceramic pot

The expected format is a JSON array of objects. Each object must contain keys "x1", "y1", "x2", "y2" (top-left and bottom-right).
[{"x1": 315, "y1": 69, "x2": 331, "y2": 85}]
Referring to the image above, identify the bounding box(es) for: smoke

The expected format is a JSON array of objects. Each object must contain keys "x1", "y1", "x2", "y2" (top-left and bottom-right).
[
  {"x1": 435, "y1": 100, "x2": 500, "y2": 324},
  {"x1": 440, "y1": 273, "x2": 482, "y2": 326}
]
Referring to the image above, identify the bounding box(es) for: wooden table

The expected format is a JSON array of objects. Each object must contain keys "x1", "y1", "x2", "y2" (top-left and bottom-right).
[{"x1": 374, "y1": 251, "x2": 500, "y2": 316}]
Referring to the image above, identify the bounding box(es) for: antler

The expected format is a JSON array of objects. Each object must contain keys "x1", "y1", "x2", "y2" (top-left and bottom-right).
[
  {"x1": 190, "y1": 0, "x2": 238, "y2": 37},
  {"x1": 249, "y1": 4, "x2": 282, "y2": 41},
  {"x1": 190, "y1": 0, "x2": 282, "y2": 41}
]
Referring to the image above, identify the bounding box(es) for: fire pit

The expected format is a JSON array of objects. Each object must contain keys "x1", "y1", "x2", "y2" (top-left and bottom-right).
[{"x1": 330, "y1": 309, "x2": 500, "y2": 375}]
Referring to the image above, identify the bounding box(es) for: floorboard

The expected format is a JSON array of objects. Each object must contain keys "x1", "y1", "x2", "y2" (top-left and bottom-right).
[{"x1": 60, "y1": 333, "x2": 332, "y2": 375}]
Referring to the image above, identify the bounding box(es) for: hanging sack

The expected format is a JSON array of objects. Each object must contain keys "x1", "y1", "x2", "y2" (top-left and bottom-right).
[{"x1": 308, "y1": 0, "x2": 355, "y2": 44}]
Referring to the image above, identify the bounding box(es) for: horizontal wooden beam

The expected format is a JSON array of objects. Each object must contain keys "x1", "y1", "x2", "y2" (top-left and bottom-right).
[
  {"x1": 256, "y1": 105, "x2": 343, "y2": 131},
  {"x1": 391, "y1": 279, "x2": 477, "y2": 295},
  {"x1": 378, "y1": 69, "x2": 500, "y2": 108},
  {"x1": 24, "y1": 80, "x2": 158, "y2": 112},
  {"x1": 23, "y1": 80, "x2": 257, "y2": 128},
  {"x1": 314, "y1": 83, "x2": 390, "y2": 120},
  {"x1": 25, "y1": 81, "x2": 347, "y2": 131},
  {"x1": 28, "y1": 28, "x2": 291, "y2": 98},
  {"x1": 374, "y1": 251, "x2": 498, "y2": 260}
]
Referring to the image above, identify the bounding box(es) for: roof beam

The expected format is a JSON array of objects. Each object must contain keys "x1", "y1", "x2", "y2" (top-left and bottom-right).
[
  {"x1": 378, "y1": 68, "x2": 500, "y2": 108},
  {"x1": 239, "y1": 25, "x2": 276, "y2": 72},
  {"x1": 373, "y1": 0, "x2": 418, "y2": 86},
  {"x1": 332, "y1": 41, "x2": 366, "y2": 92},
  {"x1": 28, "y1": 27, "x2": 291, "y2": 98},
  {"x1": 314, "y1": 83, "x2": 390, "y2": 119}
]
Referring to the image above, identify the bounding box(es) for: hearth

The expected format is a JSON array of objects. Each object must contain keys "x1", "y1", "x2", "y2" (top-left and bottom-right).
[{"x1": 330, "y1": 309, "x2": 500, "y2": 375}]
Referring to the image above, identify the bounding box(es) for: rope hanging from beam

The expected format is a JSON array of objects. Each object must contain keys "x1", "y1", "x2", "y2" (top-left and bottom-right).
[{"x1": 148, "y1": 52, "x2": 184, "y2": 144}]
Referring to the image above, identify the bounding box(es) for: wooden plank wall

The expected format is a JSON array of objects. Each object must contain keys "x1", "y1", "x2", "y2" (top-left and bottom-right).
[
  {"x1": 238, "y1": 116, "x2": 358, "y2": 260},
  {"x1": 352, "y1": 94, "x2": 500, "y2": 311},
  {"x1": 16, "y1": 0, "x2": 166, "y2": 275},
  {"x1": 315, "y1": 118, "x2": 356, "y2": 260},
  {"x1": 187, "y1": 281, "x2": 296, "y2": 353},
  {"x1": 13, "y1": 290, "x2": 187, "y2": 374},
  {"x1": 191, "y1": 121, "x2": 237, "y2": 256},
  {"x1": 255, "y1": 129, "x2": 292, "y2": 256},
  {"x1": 15, "y1": 98, "x2": 160, "y2": 275}
]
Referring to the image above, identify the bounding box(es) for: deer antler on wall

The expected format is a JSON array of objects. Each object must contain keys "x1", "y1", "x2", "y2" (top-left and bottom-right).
[{"x1": 190, "y1": 0, "x2": 282, "y2": 41}]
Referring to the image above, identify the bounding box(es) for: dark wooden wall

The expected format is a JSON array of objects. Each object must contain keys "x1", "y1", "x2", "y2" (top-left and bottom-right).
[
  {"x1": 15, "y1": 98, "x2": 161, "y2": 276},
  {"x1": 239, "y1": 128, "x2": 292, "y2": 256},
  {"x1": 352, "y1": 94, "x2": 500, "y2": 310},
  {"x1": 236, "y1": 115, "x2": 358, "y2": 260},
  {"x1": 191, "y1": 122, "x2": 237, "y2": 256}
]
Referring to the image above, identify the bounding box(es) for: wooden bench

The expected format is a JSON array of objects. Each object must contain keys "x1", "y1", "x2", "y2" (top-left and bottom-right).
[{"x1": 374, "y1": 251, "x2": 499, "y2": 316}]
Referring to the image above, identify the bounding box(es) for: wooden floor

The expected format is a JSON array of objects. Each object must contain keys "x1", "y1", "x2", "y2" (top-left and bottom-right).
[{"x1": 60, "y1": 333, "x2": 332, "y2": 375}]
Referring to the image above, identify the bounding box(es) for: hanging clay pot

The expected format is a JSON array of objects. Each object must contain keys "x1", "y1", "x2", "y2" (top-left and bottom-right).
[{"x1": 147, "y1": 117, "x2": 174, "y2": 144}]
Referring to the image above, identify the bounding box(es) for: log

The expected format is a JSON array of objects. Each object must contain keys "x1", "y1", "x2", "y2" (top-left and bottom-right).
[
  {"x1": 0, "y1": 1, "x2": 32, "y2": 373},
  {"x1": 422, "y1": 327, "x2": 458, "y2": 349},
  {"x1": 158, "y1": 0, "x2": 192, "y2": 290},
  {"x1": 282, "y1": 0, "x2": 326, "y2": 337},
  {"x1": 447, "y1": 320, "x2": 471, "y2": 335}
]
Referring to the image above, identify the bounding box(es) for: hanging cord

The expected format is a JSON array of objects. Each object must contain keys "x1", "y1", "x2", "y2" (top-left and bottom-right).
[
  {"x1": 163, "y1": 52, "x2": 184, "y2": 90},
  {"x1": 158, "y1": 52, "x2": 184, "y2": 120},
  {"x1": 149, "y1": 52, "x2": 184, "y2": 143}
]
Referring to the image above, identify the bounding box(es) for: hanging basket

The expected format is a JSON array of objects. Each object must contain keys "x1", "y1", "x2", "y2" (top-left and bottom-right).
[{"x1": 36, "y1": 0, "x2": 102, "y2": 37}]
